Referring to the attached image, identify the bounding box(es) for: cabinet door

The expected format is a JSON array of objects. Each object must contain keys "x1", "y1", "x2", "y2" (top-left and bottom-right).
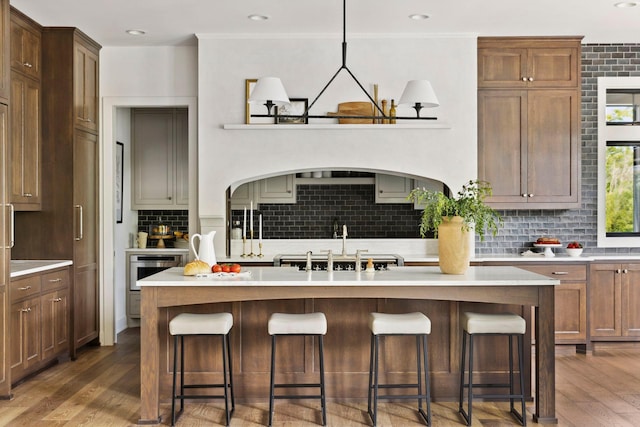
[
  {"x1": 132, "y1": 109, "x2": 175, "y2": 208},
  {"x1": 41, "y1": 288, "x2": 69, "y2": 360},
  {"x1": 526, "y1": 90, "x2": 579, "y2": 204},
  {"x1": 478, "y1": 48, "x2": 527, "y2": 88},
  {"x1": 10, "y1": 296, "x2": 41, "y2": 375},
  {"x1": 230, "y1": 182, "x2": 256, "y2": 210},
  {"x1": 622, "y1": 264, "x2": 640, "y2": 337},
  {"x1": 554, "y1": 282, "x2": 587, "y2": 342},
  {"x1": 175, "y1": 109, "x2": 189, "y2": 206},
  {"x1": 527, "y1": 47, "x2": 579, "y2": 88},
  {"x1": 259, "y1": 175, "x2": 296, "y2": 203},
  {"x1": 73, "y1": 130, "x2": 99, "y2": 348},
  {"x1": 74, "y1": 43, "x2": 98, "y2": 133},
  {"x1": 0, "y1": 0, "x2": 9, "y2": 103},
  {"x1": 374, "y1": 174, "x2": 413, "y2": 203},
  {"x1": 478, "y1": 90, "x2": 526, "y2": 204},
  {"x1": 590, "y1": 264, "x2": 622, "y2": 337},
  {"x1": 9, "y1": 16, "x2": 40, "y2": 80},
  {"x1": 0, "y1": 102, "x2": 8, "y2": 396},
  {"x1": 9, "y1": 72, "x2": 40, "y2": 210}
]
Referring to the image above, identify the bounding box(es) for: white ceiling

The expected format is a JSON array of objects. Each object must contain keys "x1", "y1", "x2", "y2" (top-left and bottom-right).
[{"x1": 9, "y1": 0, "x2": 640, "y2": 47}]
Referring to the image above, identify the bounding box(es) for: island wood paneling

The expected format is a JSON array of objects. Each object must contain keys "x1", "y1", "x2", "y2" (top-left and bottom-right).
[{"x1": 153, "y1": 298, "x2": 531, "y2": 403}]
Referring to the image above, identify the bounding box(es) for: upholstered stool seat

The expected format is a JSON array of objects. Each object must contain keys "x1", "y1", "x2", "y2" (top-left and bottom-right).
[
  {"x1": 268, "y1": 312, "x2": 327, "y2": 427},
  {"x1": 459, "y1": 312, "x2": 526, "y2": 426},
  {"x1": 169, "y1": 312, "x2": 235, "y2": 426},
  {"x1": 367, "y1": 312, "x2": 432, "y2": 427}
]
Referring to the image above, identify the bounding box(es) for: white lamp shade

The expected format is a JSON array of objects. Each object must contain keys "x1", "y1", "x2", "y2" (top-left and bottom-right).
[
  {"x1": 398, "y1": 80, "x2": 439, "y2": 108},
  {"x1": 248, "y1": 77, "x2": 290, "y2": 106}
]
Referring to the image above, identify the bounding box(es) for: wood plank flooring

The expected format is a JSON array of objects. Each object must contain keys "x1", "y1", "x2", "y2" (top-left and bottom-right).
[{"x1": 1, "y1": 328, "x2": 640, "y2": 426}]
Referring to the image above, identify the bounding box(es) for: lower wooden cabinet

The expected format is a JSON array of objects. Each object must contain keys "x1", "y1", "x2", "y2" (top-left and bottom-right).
[
  {"x1": 486, "y1": 262, "x2": 588, "y2": 346},
  {"x1": 590, "y1": 262, "x2": 640, "y2": 339},
  {"x1": 9, "y1": 267, "x2": 69, "y2": 383}
]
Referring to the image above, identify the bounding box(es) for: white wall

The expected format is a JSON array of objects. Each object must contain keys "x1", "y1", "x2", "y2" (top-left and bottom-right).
[
  {"x1": 100, "y1": 46, "x2": 198, "y2": 341},
  {"x1": 197, "y1": 34, "x2": 478, "y2": 256}
]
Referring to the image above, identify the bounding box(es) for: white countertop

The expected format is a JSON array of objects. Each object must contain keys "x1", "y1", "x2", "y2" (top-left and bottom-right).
[
  {"x1": 125, "y1": 248, "x2": 189, "y2": 254},
  {"x1": 10, "y1": 260, "x2": 73, "y2": 278},
  {"x1": 138, "y1": 266, "x2": 559, "y2": 287}
]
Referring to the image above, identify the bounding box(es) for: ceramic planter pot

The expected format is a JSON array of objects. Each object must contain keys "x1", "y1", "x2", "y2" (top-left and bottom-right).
[{"x1": 437, "y1": 216, "x2": 470, "y2": 274}]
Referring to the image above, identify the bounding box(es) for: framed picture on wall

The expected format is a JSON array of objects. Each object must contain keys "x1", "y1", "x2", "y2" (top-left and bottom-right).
[
  {"x1": 276, "y1": 98, "x2": 309, "y2": 124},
  {"x1": 115, "y1": 141, "x2": 124, "y2": 223},
  {"x1": 245, "y1": 78, "x2": 275, "y2": 124}
]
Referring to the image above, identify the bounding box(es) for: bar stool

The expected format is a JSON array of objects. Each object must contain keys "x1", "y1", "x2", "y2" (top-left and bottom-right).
[
  {"x1": 268, "y1": 312, "x2": 327, "y2": 427},
  {"x1": 458, "y1": 311, "x2": 526, "y2": 426},
  {"x1": 169, "y1": 312, "x2": 235, "y2": 427},
  {"x1": 367, "y1": 312, "x2": 432, "y2": 427}
]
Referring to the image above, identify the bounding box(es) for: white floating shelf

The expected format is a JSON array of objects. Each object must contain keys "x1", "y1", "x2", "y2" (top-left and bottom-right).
[{"x1": 222, "y1": 122, "x2": 452, "y2": 130}]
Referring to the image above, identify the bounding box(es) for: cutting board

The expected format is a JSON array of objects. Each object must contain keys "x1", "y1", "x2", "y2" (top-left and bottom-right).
[{"x1": 328, "y1": 101, "x2": 374, "y2": 124}]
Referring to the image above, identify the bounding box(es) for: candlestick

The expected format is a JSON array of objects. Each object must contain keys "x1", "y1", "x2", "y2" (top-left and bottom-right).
[
  {"x1": 343, "y1": 224, "x2": 347, "y2": 237},
  {"x1": 259, "y1": 214, "x2": 263, "y2": 243},
  {"x1": 241, "y1": 236, "x2": 247, "y2": 257},
  {"x1": 250, "y1": 201, "x2": 254, "y2": 233},
  {"x1": 258, "y1": 242, "x2": 264, "y2": 257},
  {"x1": 243, "y1": 206, "x2": 247, "y2": 238}
]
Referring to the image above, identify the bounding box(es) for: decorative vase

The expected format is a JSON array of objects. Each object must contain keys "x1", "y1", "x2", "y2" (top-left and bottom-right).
[{"x1": 437, "y1": 216, "x2": 471, "y2": 275}]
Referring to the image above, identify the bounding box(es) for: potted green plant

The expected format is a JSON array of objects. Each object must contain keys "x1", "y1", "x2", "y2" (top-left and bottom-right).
[{"x1": 408, "y1": 179, "x2": 502, "y2": 274}]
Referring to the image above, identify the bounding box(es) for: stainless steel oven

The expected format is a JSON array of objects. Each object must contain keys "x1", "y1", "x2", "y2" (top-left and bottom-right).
[{"x1": 129, "y1": 253, "x2": 186, "y2": 291}]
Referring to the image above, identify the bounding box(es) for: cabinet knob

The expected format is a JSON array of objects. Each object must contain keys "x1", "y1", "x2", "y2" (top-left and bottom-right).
[
  {"x1": 623, "y1": 269, "x2": 629, "y2": 274},
  {"x1": 23, "y1": 62, "x2": 32, "y2": 68},
  {"x1": 23, "y1": 193, "x2": 32, "y2": 197},
  {"x1": 522, "y1": 193, "x2": 527, "y2": 197},
  {"x1": 528, "y1": 77, "x2": 534, "y2": 82},
  {"x1": 20, "y1": 307, "x2": 31, "y2": 313},
  {"x1": 53, "y1": 298, "x2": 63, "y2": 303},
  {"x1": 522, "y1": 77, "x2": 527, "y2": 82},
  {"x1": 529, "y1": 194, "x2": 534, "y2": 197},
  {"x1": 616, "y1": 269, "x2": 622, "y2": 274},
  {"x1": 167, "y1": 196, "x2": 172, "y2": 200}
]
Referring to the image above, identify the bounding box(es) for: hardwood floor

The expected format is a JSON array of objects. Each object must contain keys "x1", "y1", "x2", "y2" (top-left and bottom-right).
[{"x1": 1, "y1": 328, "x2": 640, "y2": 426}]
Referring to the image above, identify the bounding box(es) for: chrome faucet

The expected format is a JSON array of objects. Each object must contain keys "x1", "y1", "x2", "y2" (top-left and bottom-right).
[
  {"x1": 355, "y1": 249, "x2": 368, "y2": 272},
  {"x1": 305, "y1": 251, "x2": 313, "y2": 272}
]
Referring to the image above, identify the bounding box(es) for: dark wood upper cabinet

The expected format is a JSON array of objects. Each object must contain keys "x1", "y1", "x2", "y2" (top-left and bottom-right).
[{"x1": 9, "y1": 8, "x2": 40, "y2": 81}]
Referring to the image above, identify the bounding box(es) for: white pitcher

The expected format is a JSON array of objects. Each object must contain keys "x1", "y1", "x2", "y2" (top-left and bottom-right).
[{"x1": 190, "y1": 231, "x2": 217, "y2": 266}]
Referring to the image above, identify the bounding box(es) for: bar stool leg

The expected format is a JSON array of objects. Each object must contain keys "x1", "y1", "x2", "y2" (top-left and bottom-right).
[
  {"x1": 226, "y1": 333, "x2": 236, "y2": 415},
  {"x1": 467, "y1": 334, "x2": 474, "y2": 426},
  {"x1": 367, "y1": 333, "x2": 375, "y2": 417},
  {"x1": 319, "y1": 335, "x2": 327, "y2": 426},
  {"x1": 268, "y1": 335, "x2": 277, "y2": 427},
  {"x1": 221, "y1": 334, "x2": 230, "y2": 426},
  {"x1": 171, "y1": 335, "x2": 179, "y2": 427},
  {"x1": 421, "y1": 334, "x2": 431, "y2": 425}
]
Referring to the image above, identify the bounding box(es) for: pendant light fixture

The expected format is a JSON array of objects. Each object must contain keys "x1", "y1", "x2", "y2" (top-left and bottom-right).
[{"x1": 250, "y1": 0, "x2": 439, "y2": 123}]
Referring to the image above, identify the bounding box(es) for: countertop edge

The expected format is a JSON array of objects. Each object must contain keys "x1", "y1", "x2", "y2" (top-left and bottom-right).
[{"x1": 10, "y1": 260, "x2": 73, "y2": 278}]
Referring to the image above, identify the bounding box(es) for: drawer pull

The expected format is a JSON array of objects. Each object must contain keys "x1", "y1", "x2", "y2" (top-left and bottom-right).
[
  {"x1": 552, "y1": 271, "x2": 569, "y2": 275},
  {"x1": 17, "y1": 286, "x2": 32, "y2": 291},
  {"x1": 48, "y1": 278, "x2": 62, "y2": 283}
]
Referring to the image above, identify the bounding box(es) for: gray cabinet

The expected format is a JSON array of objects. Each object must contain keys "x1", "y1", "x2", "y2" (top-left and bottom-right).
[{"x1": 132, "y1": 108, "x2": 188, "y2": 209}]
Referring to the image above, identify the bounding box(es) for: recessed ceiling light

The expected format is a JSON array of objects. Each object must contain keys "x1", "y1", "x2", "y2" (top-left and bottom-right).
[
  {"x1": 614, "y1": 1, "x2": 638, "y2": 7},
  {"x1": 126, "y1": 29, "x2": 146, "y2": 36},
  {"x1": 408, "y1": 14, "x2": 430, "y2": 20},
  {"x1": 248, "y1": 14, "x2": 269, "y2": 21}
]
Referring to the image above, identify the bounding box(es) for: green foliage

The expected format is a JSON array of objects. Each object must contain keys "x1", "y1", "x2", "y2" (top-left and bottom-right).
[
  {"x1": 605, "y1": 145, "x2": 634, "y2": 232},
  {"x1": 408, "y1": 179, "x2": 502, "y2": 241}
]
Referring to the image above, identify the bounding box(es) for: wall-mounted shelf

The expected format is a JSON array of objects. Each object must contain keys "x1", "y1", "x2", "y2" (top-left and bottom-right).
[{"x1": 222, "y1": 123, "x2": 452, "y2": 130}]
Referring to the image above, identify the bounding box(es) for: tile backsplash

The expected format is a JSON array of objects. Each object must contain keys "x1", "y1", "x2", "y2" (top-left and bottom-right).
[{"x1": 137, "y1": 210, "x2": 188, "y2": 247}]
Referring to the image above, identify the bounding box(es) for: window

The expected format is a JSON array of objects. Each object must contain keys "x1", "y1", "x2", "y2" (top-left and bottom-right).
[
  {"x1": 605, "y1": 142, "x2": 640, "y2": 235},
  {"x1": 598, "y1": 77, "x2": 640, "y2": 247}
]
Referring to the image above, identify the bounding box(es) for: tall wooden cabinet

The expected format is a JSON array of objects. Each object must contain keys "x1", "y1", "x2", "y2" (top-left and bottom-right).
[
  {"x1": 0, "y1": 0, "x2": 11, "y2": 399},
  {"x1": 478, "y1": 37, "x2": 582, "y2": 209},
  {"x1": 8, "y1": 8, "x2": 40, "y2": 211},
  {"x1": 12, "y1": 27, "x2": 100, "y2": 358}
]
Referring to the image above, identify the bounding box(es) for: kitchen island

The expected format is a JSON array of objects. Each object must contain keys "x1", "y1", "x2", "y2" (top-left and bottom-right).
[{"x1": 138, "y1": 266, "x2": 559, "y2": 425}]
